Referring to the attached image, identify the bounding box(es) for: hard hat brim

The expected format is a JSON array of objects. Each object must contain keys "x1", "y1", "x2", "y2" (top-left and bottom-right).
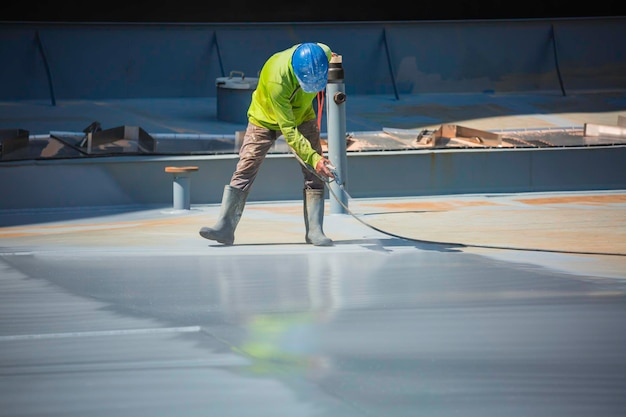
[{"x1": 298, "y1": 78, "x2": 327, "y2": 93}]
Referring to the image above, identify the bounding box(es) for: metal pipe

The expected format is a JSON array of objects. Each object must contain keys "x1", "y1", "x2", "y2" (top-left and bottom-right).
[
  {"x1": 165, "y1": 166, "x2": 198, "y2": 210},
  {"x1": 326, "y1": 54, "x2": 348, "y2": 214},
  {"x1": 172, "y1": 174, "x2": 191, "y2": 210}
]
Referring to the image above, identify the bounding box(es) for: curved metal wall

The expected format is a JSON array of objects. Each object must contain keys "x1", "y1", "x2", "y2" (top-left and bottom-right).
[
  {"x1": 1, "y1": 17, "x2": 625, "y2": 102},
  {"x1": 1, "y1": 146, "x2": 624, "y2": 210}
]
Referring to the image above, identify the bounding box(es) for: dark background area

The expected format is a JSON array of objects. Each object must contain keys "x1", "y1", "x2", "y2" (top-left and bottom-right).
[{"x1": 2, "y1": 1, "x2": 623, "y2": 23}]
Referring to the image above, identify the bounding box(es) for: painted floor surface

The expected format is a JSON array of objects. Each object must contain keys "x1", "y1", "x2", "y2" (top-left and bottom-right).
[
  {"x1": 1, "y1": 92, "x2": 626, "y2": 416},
  {"x1": 1, "y1": 190, "x2": 626, "y2": 417}
]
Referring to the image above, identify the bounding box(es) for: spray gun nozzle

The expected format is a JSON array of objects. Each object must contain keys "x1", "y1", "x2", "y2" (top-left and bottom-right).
[{"x1": 325, "y1": 162, "x2": 342, "y2": 186}]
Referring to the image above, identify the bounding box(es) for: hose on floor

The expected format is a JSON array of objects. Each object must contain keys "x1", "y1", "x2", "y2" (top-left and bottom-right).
[{"x1": 293, "y1": 150, "x2": 625, "y2": 257}]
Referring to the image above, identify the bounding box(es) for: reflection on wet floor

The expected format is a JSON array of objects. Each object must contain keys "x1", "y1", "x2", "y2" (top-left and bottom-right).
[{"x1": 1, "y1": 242, "x2": 625, "y2": 416}]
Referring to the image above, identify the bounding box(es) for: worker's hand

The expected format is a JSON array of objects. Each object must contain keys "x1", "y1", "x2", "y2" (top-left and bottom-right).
[{"x1": 315, "y1": 157, "x2": 335, "y2": 179}]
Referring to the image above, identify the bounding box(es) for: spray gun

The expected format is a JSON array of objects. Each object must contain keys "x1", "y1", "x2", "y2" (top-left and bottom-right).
[{"x1": 325, "y1": 161, "x2": 342, "y2": 186}]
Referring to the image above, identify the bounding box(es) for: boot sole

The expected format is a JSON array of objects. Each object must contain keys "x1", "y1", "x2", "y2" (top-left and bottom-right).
[
  {"x1": 306, "y1": 237, "x2": 333, "y2": 246},
  {"x1": 199, "y1": 230, "x2": 233, "y2": 245}
]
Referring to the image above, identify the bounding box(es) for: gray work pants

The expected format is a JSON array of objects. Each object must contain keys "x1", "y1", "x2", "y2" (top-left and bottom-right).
[{"x1": 230, "y1": 119, "x2": 325, "y2": 192}]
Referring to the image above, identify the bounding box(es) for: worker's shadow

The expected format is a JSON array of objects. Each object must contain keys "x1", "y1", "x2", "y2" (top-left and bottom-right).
[
  {"x1": 329, "y1": 209, "x2": 465, "y2": 253},
  {"x1": 333, "y1": 237, "x2": 464, "y2": 253},
  {"x1": 208, "y1": 238, "x2": 462, "y2": 253}
]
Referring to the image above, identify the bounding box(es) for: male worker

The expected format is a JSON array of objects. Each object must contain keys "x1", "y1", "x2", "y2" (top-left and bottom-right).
[{"x1": 199, "y1": 42, "x2": 336, "y2": 246}]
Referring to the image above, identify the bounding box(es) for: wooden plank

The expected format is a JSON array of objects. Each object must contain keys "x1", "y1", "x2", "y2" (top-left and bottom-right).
[{"x1": 434, "y1": 124, "x2": 501, "y2": 146}]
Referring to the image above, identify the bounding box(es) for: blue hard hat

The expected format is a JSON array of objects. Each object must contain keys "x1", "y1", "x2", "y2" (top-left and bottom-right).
[{"x1": 292, "y1": 43, "x2": 329, "y2": 93}]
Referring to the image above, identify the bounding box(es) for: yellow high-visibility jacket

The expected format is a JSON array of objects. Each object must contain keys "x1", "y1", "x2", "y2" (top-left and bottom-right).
[{"x1": 247, "y1": 43, "x2": 332, "y2": 168}]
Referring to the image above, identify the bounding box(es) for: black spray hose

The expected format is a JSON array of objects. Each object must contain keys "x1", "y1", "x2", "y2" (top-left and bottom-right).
[{"x1": 294, "y1": 151, "x2": 625, "y2": 257}]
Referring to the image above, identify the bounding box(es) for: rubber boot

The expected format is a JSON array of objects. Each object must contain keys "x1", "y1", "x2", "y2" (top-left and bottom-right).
[
  {"x1": 304, "y1": 188, "x2": 333, "y2": 246},
  {"x1": 199, "y1": 185, "x2": 248, "y2": 245}
]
